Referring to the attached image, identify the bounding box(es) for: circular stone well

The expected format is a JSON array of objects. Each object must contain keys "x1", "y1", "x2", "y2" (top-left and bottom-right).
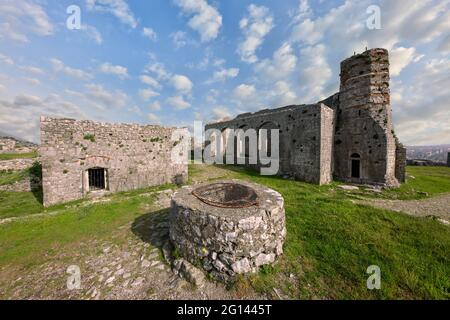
[{"x1": 169, "y1": 179, "x2": 286, "y2": 281}]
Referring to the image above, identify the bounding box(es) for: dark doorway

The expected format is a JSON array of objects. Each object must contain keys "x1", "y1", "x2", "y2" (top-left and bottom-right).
[
  {"x1": 351, "y1": 160, "x2": 360, "y2": 178},
  {"x1": 350, "y1": 153, "x2": 361, "y2": 178},
  {"x1": 88, "y1": 168, "x2": 106, "y2": 190}
]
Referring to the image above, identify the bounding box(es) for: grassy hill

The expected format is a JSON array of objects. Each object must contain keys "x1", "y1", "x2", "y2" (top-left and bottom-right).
[{"x1": 0, "y1": 161, "x2": 448, "y2": 299}]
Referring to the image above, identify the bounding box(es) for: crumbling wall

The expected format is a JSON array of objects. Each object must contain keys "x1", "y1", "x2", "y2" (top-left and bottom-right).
[
  {"x1": 0, "y1": 138, "x2": 16, "y2": 152},
  {"x1": 395, "y1": 143, "x2": 407, "y2": 183},
  {"x1": 40, "y1": 117, "x2": 188, "y2": 206},
  {"x1": 334, "y1": 48, "x2": 399, "y2": 186},
  {"x1": 206, "y1": 48, "x2": 404, "y2": 187},
  {"x1": 205, "y1": 103, "x2": 334, "y2": 185}
]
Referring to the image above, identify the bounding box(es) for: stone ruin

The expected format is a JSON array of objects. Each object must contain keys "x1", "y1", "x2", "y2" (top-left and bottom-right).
[
  {"x1": 40, "y1": 117, "x2": 188, "y2": 206},
  {"x1": 206, "y1": 48, "x2": 406, "y2": 187},
  {"x1": 169, "y1": 180, "x2": 286, "y2": 282}
]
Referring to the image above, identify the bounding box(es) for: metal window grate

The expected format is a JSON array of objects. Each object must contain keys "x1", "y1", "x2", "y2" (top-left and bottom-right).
[{"x1": 88, "y1": 168, "x2": 106, "y2": 190}]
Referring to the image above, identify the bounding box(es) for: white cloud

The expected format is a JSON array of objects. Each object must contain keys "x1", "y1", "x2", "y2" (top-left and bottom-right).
[
  {"x1": 142, "y1": 27, "x2": 157, "y2": 41},
  {"x1": 139, "y1": 75, "x2": 161, "y2": 89},
  {"x1": 170, "y1": 30, "x2": 196, "y2": 48},
  {"x1": 237, "y1": 4, "x2": 274, "y2": 63},
  {"x1": 14, "y1": 94, "x2": 43, "y2": 106},
  {"x1": 255, "y1": 42, "x2": 297, "y2": 80},
  {"x1": 208, "y1": 68, "x2": 239, "y2": 83},
  {"x1": 298, "y1": 44, "x2": 333, "y2": 102},
  {"x1": 174, "y1": 0, "x2": 222, "y2": 42},
  {"x1": 0, "y1": 54, "x2": 14, "y2": 65},
  {"x1": 138, "y1": 88, "x2": 160, "y2": 101},
  {"x1": 86, "y1": 0, "x2": 138, "y2": 28},
  {"x1": 81, "y1": 24, "x2": 103, "y2": 44},
  {"x1": 233, "y1": 84, "x2": 256, "y2": 100},
  {"x1": 270, "y1": 81, "x2": 297, "y2": 106},
  {"x1": 50, "y1": 58, "x2": 93, "y2": 80},
  {"x1": 0, "y1": 0, "x2": 54, "y2": 43},
  {"x1": 166, "y1": 95, "x2": 191, "y2": 110},
  {"x1": 148, "y1": 101, "x2": 161, "y2": 111},
  {"x1": 392, "y1": 56, "x2": 450, "y2": 145},
  {"x1": 85, "y1": 83, "x2": 128, "y2": 108},
  {"x1": 99, "y1": 62, "x2": 129, "y2": 79},
  {"x1": 390, "y1": 46, "x2": 422, "y2": 76},
  {"x1": 0, "y1": 93, "x2": 86, "y2": 142},
  {"x1": 19, "y1": 65, "x2": 45, "y2": 75},
  {"x1": 145, "y1": 62, "x2": 171, "y2": 80},
  {"x1": 146, "y1": 113, "x2": 161, "y2": 124},
  {"x1": 211, "y1": 106, "x2": 231, "y2": 121},
  {"x1": 171, "y1": 74, "x2": 193, "y2": 93},
  {"x1": 23, "y1": 77, "x2": 40, "y2": 86}
]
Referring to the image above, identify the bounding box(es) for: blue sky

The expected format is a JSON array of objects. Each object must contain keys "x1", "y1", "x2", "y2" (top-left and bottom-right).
[{"x1": 0, "y1": 0, "x2": 449, "y2": 145}]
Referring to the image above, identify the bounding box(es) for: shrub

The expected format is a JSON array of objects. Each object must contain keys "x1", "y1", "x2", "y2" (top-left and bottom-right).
[{"x1": 83, "y1": 134, "x2": 95, "y2": 142}]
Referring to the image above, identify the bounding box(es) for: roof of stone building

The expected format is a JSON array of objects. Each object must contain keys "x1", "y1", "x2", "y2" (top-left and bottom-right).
[{"x1": 207, "y1": 103, "x2": 323, "y2": 126}]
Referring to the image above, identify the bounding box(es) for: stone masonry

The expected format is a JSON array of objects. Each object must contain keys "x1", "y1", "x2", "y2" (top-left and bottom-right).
[
  {"x1": 206, "y1": 48, "x2": 405, "y2": 187},
  {"x1": 40, "y1": 117, "x2": 188, "y2": 206},
  {"x1": 169, "y1": 180, "x2": 286, "y2": 282}
]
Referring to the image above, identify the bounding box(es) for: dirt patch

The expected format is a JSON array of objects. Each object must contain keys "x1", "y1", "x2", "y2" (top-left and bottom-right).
[{"x1": 358, "y1": 193, "x2": 450, "y2": 221}]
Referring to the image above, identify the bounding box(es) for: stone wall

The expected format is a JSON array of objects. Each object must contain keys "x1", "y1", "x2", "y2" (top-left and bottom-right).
[
  {"x1": 0, "y1": 138, "x2": 15, "y2": 152},
  {"x1": 205, "y1": 103, "x2": 334, "y2": 185},
  {"x1": 206, "y1": 48, "x2": 404, "y2": 187},
  {"x1": 40, "y1": 117, "x2": 188, "y2": 206},
  {"x1": 0, "y1": 137, "x2": 36, "y2": 154},
  {"x1": 333, "y1": 48, "x2": 399, "y2": 187},
  {"x1": 0, "y1": 158, "x2": 35, "y2": 171},
  {"x1": 395, "y1": 144, "x2": 407, "y2": 183}
]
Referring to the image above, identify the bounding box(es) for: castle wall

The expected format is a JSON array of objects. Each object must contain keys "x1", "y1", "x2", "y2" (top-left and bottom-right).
[
  {"x1": 40, "y1": 117, "x2": 188, "y2": 206},
  {"x1": 205, "y1": 103, "x2": 334, "y2": 185},
  {"x1": 334, "y1": 48, "x2": 399, "y2": 186},
  {"x1": 395, "y1": 144, "x2": 407, "y2": 183}
]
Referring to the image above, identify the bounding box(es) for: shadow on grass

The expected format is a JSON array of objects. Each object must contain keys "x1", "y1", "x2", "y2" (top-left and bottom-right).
[
  {"x1": 29, "y1": 161, "x2": 43, "y2": 204},
  {"x1": 131, "y1": 208, "x2": 170, "y2": 250}
]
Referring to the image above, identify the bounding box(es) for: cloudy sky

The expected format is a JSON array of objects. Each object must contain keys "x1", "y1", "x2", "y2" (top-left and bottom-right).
[{"x1": 0, "y1": 0, "x2": 449, "y2": 145}]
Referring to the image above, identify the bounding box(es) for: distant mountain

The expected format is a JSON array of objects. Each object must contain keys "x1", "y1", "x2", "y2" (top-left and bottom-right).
[
  {"x1": 406, "y1": 144, "x2": 450, "y2": 163},
  {"x1": 0, "y1": 132, "x2": 38, "y2": 148}
]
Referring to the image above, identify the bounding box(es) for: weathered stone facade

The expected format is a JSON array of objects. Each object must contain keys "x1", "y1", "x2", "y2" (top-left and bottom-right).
[
  {"x1": 0, "y1": 158, "x2": 35, "y2": 171},
  {"x1": 40, "y1": 117, "x2": 188, "y2": 206},
  {"x1": 0, "y1": 138, "x2": 16, "y2": 152},
  {"x1": 0, "y1": 137, "x2": 36, "y2": 154},
  {"x1": 170, "y1": 180, "x2": 286, "y2": 282},
  {"x1": 206, "y1": 48, "x2": 405, "y2": 187}
]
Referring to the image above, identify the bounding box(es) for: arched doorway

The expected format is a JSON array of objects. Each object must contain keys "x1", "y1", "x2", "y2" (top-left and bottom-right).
[{"x1": 350, "y1": 153, "x2": 361, "y2": 178}]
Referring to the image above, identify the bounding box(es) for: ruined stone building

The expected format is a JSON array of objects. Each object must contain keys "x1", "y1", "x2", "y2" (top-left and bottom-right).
[
  {"x1": 206, "y1": 48, "x2": 406, "y2": 187},
  {"x1": 40, "y1": 117, "x2": 188, "y2": 206}
]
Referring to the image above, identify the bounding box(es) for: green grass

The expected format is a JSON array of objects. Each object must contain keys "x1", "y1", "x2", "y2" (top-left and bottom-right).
[
  {"x1": 0, "y1": 151, "x2": 38, "y2": 160},
  {"x1": 232, "y1": 169, "x2": 449, "y2": 299},
  {"x1": 382, "y1": 166, "x2": 450, "y2": 199},
  {"x1": 0, "y1": 165, "x2": 448, "y2": 299},
  {"x1": 0, "y1": 191, "x2": 44, "y2": 219},
  {"x1": 0, "y1": 169, "x2": 29, "y2": 186},
  {"x1": 210, "y1": 165, "x2": 450, "y2": 299},
  {"x1": 341, "y1": 166, "x2": 450, "y2": 200}
]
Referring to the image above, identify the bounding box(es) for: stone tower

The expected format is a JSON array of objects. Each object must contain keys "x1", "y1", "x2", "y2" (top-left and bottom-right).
[{"x1": 333, "y1": 48, "x2": 399, "y2": 186}]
